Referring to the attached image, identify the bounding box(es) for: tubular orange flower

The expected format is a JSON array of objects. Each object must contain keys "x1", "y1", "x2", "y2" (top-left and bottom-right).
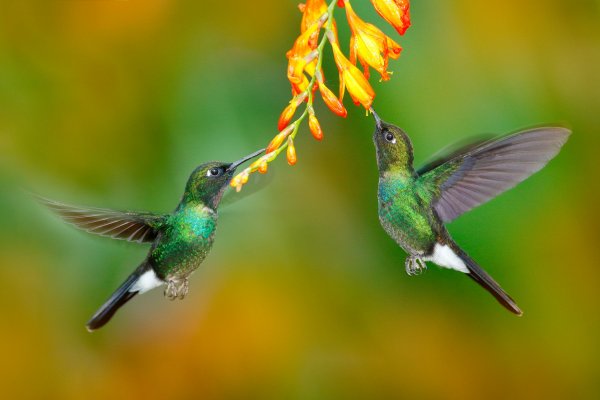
[
  {"x1": 278, "y1": 93, "x2": 308, "y2": 130},
  {"x1": 249, "y1": 151, "x2": 278, "y2": 172},
  {"x1": 289, "y1": 3, "x2": 340, "y2": 97},
  {"x1": 278, "y1": 102, "x2": 297, "y2": 131},
  {"x1": 370, "y1": 0, "x2": 411, "y2": 35},
  {"x1": 249, "y1": 158, "x2": 262, "y2": 172},
  {"x1": 287, "y1": 138, "x2": 297, "y2": 166},
  {"x1": 301, "y1": 0, "x2": 341, "y2": 45},
  {"x1": 300, "y1": 0, "x2": 328, "y2": 34},
  {"x1": 266, "y1": 133, "x2": 286, "y2": 154},
  {"x1": 331, "y1": 41, "x2": 375, "y2": 109},
  {"x1": 291, "y1": 74, "x2": 311, "y2": 96},
  {"x1": 308, "y1": 113, "x2": 323, "y2": 140},
  {"x1": 345, "y1": 0, "x2": 402, "y2": 81},
  {"x1": 231, "y1": 169, "x2": 251, "y2": 192},
  {"x1": 318, "y1": 80, "x2": 347, "y2": 117},
  {"x1": 286, "y1": 21, "x2": 322, "y2": 92},
  {"x1": 266, "y1": 123, "x2": 295, "y2": 153},
  {"x1": 258, "y1": 160, "x2": 268, "y2": 174}
]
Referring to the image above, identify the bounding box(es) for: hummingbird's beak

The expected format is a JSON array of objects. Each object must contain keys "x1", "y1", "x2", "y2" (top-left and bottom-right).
[
  {"x1": 226, "y1": 148, "x2": 266, "y2": 172},
  {"x1": 370, "y1": 108, "x2": 383, "y2": 130}
]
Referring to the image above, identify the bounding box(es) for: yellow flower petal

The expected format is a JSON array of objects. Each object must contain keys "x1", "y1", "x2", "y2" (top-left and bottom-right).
[
  {"x1": 346, "y1": 0, "x2": 402, "y2": 81},
  {"x1": 331, "y1": 41, "x2": 375, "y2": 109},
  {"x1": 318, "y1": 80, "x2": 347, "y2": 117},
  {"x1": 370, "y1": 0, "x2": 411, "y2": 36}
]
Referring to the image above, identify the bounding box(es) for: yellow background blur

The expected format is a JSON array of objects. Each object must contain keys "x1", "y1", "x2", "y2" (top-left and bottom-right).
[{"x1": 1, "y1": 1, "x2": 599, "y2": 399}]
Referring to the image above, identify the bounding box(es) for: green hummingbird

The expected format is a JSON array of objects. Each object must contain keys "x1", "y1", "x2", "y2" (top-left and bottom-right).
[
  {"x1": 41, "y1": 148, "x2": 265, "y2": 331},
  {"x1": 371, "y1": 110, "x2": 570, "y2": 315}
]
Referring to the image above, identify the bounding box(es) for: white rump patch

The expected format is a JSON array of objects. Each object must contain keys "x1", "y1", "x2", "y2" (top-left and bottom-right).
[
  {"x1": 131, "y1": 269, "x2": 164, "y2": 294},
  {"x1": 425, "y1": 244, "x2": 469, "y2": 273}
]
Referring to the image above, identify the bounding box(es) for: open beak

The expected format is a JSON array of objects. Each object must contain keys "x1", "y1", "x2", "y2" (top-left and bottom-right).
[
  {"x1": 370, "y1": 108, "x2": 383, "y2": 130},
  {"x1": 226, "y1": 148, "x2": 266, "y2": 172}
]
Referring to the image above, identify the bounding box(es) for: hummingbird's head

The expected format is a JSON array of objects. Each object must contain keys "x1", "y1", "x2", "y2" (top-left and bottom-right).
[
  {"x1": 371, "y1": 109, "x2": 414, "y2": 175},
  {"x1": 183, "y1": 148, "x2": 265, "y2": 209}
]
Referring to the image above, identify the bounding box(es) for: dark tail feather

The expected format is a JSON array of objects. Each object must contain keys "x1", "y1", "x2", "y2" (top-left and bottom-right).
[
  {"x1": 451, "y1": 243, "x2": 523, "y2": 316},
  {"x1": 86, "y1": 267, "x2": 144, "y2": 332}
]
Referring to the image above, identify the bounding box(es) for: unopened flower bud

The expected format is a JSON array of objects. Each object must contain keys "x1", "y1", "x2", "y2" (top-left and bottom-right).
[
  {"x1": 287, "y1": 138, "x2": 297, "y2": 166},
  {"x1": 308, "y1": 114, "x2": 323, "y2": 141}
]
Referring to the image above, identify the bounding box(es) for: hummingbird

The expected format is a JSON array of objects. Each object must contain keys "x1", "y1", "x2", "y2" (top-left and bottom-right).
[
  {"x1": 40, "y1": 148, "x2": 265, "y2": 331},
  {"x1": 371, "y1": 110, "x2": 570, "y2": 315}
]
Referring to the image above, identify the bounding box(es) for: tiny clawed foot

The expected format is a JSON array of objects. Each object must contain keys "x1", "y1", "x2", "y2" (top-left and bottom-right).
[
  {"x1": 405, "y1": 256, "x2": 427, "y2": 276},
  {"x1": 165, "y1": 278, "x2": 189, "y2": 300},
  {"x1": 178, "y1": 279, "x2": 189, "y2": 300},
  {"x1": 165, "y1": 280, "x2": 177, "y2": 300}
]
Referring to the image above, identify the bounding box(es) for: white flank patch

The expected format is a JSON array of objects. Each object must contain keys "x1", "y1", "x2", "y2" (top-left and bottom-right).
[
  {"x1": 131, "y1": 269, "x2": 164, "y2": 294},
  {"x1": 425, "y1": 244, "x2": 469, "y2": 273}
]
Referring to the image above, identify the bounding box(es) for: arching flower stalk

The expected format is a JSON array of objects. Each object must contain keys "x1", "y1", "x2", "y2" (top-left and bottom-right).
[{"x1": 231, "y1": 0, "x2": 411, "y2": 192}]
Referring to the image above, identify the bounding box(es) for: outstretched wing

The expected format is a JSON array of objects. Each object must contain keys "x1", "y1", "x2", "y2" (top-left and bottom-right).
[
  {"x1": 418, "y1": 127, "x2": 570, "y2": 222},
  {"x1": 416, "y1": 135, "x2": 494, "y2": 174},
  {"x1": 38, "y1": 196, "x2": 166, "y2": 243}
]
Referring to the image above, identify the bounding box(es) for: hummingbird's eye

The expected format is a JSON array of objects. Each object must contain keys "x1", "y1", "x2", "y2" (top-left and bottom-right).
[
  {"x1": 207, "y1": 167, "x2": 222, "y2": 177},
  {"x1": 385, "y1": 131, "x2": 396, "y2": 143}
]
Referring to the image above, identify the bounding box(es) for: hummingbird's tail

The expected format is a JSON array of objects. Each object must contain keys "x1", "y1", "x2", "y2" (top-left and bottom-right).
[
  {"x1": 449, "y1": 243, "x2": 523, "y2": 316},
  {"x1": 86, "y1": 263, "x2": 162, "y2": 332}
]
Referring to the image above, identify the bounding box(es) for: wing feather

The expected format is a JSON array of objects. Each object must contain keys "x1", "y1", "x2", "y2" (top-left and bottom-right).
[
  {"x1": 38, "y1": 196, "x2": 165, "y2": 243},
  {"x1": 419, "y1": 127, "x2": 570, "y2": 222}
]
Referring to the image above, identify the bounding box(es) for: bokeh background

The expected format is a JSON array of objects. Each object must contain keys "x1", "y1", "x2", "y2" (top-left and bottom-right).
[{"x1": 1, "y1": 1, "x2": 599, "y2": 399}]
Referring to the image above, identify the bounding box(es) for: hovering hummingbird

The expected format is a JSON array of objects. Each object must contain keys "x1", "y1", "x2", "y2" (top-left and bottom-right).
[
  {"x1": 41, "y1": 148, "x2": 265, "y2": 331},
  {"x1": 371, "y1": 110, "x2": 570, "y2": 315}
]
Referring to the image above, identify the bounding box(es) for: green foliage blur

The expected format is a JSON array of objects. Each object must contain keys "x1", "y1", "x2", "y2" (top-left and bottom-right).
[{"x1": 1, "y1": 1, "x2": 598, "y2": 399}]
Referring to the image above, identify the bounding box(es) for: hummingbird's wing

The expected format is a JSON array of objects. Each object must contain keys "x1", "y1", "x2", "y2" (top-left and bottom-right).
[
  {"x1": 221, "y1": 169, "x2": 274, "y2": 207},
  {"x1": 38, "y1": 196, "x2": 166, "y2": 243},
  {"x1": 416, "y1": 135, "x2": 494, "y2": 173},
  {"x1": 417, "y1": 127, "x2": 570, "y2": 222}
]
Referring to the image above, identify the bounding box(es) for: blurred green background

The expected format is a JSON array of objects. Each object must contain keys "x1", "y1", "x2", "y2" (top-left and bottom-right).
[{"x1": 1, "y1": 1, "x2": 599, "y2": 399}]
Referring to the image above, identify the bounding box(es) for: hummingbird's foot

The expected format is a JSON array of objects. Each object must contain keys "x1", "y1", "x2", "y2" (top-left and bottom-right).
[
  {"x1": 165, "y1": 278, "x2": 189, "y2": 300},
  {"x1": 178, "y1": 279, "x2": 189, "y2": 300},
  {"x1": 405, "y1": 256, "x2": 427, "y2": 276}
]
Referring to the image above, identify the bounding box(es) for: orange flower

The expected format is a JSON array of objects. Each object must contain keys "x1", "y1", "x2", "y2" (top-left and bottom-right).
[
  {"x1": 258, "y1": 160, "x2": 268, "y2": 174},
  {"x1": 230, "y1": 169, "x2": 250, "y2": 192},
  {"x1": 345, "y1": 0, "x2": 401, "y2": 81},
  {"x1": 266, "y1": 133, "x2": 286, "y2": 154},
  {"x1": 249, "y1": 158, "x2": 262, "y2": 172},
  {"x1": 248, "y1": 152, "x2": 277, "y2": 174},
  {"x1": 331, "y1": 41, "x2": 375, "y2": 109},
  {"x1": 287, "y1": 138, "x2": 297, "y2": 166},
  {"x1": 370, "y1": 0, "x2": 411, "y2": 36},
  {"x1": 278, "y1": 102, "x2": 297, "y2": 131},
  {"x1": 266, "y1": 123, "x2": 295, "y2": 153},
  {"x1": 317, "y1": 80, "x2": 347, "y2": 117},
  {"x1": 291, "y1": 74, "x2": 311, "y2": 96},
  {"x1": 308, "y1": 113, "x2": 323, "y2": 140},
  {"x1": 278, "y1": 93, "x2": 307, "y2": 131},
  {"x1": 286, "y1": 21, "x2": 322, "y2": 93},
  {"x1": 299, "y1": 0, "x2": 328, "y2": 34}
]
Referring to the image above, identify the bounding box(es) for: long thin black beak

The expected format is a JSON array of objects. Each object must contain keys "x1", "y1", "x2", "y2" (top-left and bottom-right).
[
  {"x1": 227, "y1": 148, "x2": 265, "y2": 172},
  {"x1": 370, "y1": 107, "x2": 383, "y2": 130}
]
